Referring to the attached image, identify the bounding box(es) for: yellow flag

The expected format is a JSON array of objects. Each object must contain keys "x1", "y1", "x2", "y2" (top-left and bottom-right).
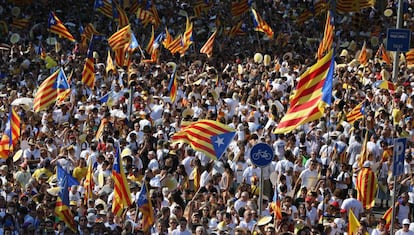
[
  {"x1": 106, "y1": 50, "x2": 116, "y2": 74},
  {"x1": 348, "y1": 209, "x2": 360, "y2": 235}
]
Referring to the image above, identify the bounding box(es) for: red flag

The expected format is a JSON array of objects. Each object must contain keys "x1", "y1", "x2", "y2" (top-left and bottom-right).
[{"x1": 200, "y1": 30, "x2": 217, "y2": 58}]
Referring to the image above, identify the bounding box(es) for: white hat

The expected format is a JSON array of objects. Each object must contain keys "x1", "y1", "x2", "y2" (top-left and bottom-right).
[{"x1": 403, "y1": 218, "x2": 410, "y2": 225}]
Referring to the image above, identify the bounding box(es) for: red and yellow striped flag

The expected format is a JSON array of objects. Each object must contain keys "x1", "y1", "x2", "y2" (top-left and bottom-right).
[
  {"x1": 167, "y1": 35, "x2": 182, "y2": 54},
  {"x1": 358, "y1": 41, "x2": 368, "y2": 65},
  {"x1": 317, "y1": 10, "x2": 334, "y2": 60},
  {"x1": 375, "y1": 44, "x2": 391, "y2": 65},
  {"x1": 47, "y1": 12, "x2": 75, "y2": 42},
  {"x1": 84, "y1": 158, "x2": 95, "y2": 204},
  {"x1": 200, "y1": 30, "x2": 217, "y2": 58},
  {"x1": 137, "y1": 182, "x2": 155, "y2": 231},
  {"x1": 115, "y1": 3, "x2": 129, "y2": 28},
  {"x1": 108, "y1": 24, "x2": 131, "y2": 50},
  {"x1": 274, "y1": 50, "x2": 334, "y2": 134},
  {"x1": 34, "y1": 68, "x2": 70, "y2": 112},
  {"x1": 10, "y1": 17, "x2": 30, "y2": 29},
  {"x1": 346, "y1": 101, "x2": 365, "y2": 124},
  {"x1": 0, "y1": 108, "x2": 21, "y2": 159},
  {"x1": 406, "y1": 49, "x2": 414, "y2": 66},
  {"x1": 336, "y1": 0, "x2": 375, "y2": 13},
  {"x1": 171, "y1": 120, "x2": 236, "y2": 160},
  {"x1": 112, "y1": 146, "x2": 132, "y2": 216},
  {"x1": 382, "y1": 207, "x2": 392, "y2": 229},
  {"x1": 162, "y1": 27, "x2": 172, "y2": 48},
  {"x1": 95, "y1": 118, "x2": 108, "y2": 141},
  {"x1": 146, "y1": 26, "x2": 155, "y2": 54},
  {"x1": 356, "y1": 167, "x2": 378, "y2": 210},
  {"x1": 231, "y1": 0, "x2": 250, "y2": 17},
  {"x1": 251, "y1": 8, "x2": 274, "y2": 39},
  {"x1": 358, "y1": 130, "x2": 369, "y2": 167},
  {"x1": 227, "y1": 21, "x2": 246, "y2": 38},
  {"x1": 81, "y1": 40, "x2": 95, "y2": 89}
]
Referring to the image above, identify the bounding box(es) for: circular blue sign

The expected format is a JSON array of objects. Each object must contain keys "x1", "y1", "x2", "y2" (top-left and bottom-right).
[{"x1": 250, "y1": 143, "x2": 274, "y2": 167}]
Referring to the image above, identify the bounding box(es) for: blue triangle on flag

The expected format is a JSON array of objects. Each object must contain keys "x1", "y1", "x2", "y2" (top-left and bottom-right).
[
  {"x1": 53, "y1": 68, "x2": 70, "y2": 89},
  {"x1": 210, "y1": 132, "x2": 235, "y2": 159}
]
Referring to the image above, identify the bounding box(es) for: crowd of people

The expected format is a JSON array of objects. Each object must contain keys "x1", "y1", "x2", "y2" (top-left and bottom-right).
[{"x1": 1, "y1": 0, "x2": 414, "y2": 234}]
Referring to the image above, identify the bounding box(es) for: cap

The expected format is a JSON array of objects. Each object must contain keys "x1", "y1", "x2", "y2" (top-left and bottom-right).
[
  {"x1": 403, "y1": 219, "x2": 411, "y2": 225},
  {"x1": 305, "y1": 197, "x2": 312, "y2": 202},
  {"x1": 331, "y1": 201, "x2": 340, "y2": 208},
  {"x1": 340, "y1": 208, "x2": 347, "y2": 213}
]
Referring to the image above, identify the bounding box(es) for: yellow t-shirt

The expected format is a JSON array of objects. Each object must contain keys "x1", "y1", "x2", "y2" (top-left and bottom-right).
[{"x1": 32, "y1": 168, "x2": 53, "y2": 181}]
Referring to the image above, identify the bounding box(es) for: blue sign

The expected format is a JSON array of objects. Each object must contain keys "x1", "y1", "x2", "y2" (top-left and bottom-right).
[
  {"x1": 393, "y1": 138, "x2": 407, "y2": 176},
  {"x1": 386, "y1": 28, "x2": 411, "y2": 52},
  {"x1": 250, "y1": 143, "x2": 274, "y2": 168}
]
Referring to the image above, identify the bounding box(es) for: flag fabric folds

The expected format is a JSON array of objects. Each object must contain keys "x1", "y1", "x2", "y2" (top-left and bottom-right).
[
  {"x1": 106, "y1": 50, "x2": 116, "y2": 74},
  {"x1": 251, "y1": 8, "x2": 274, "y2": 39},
  {"x1": 227, "y1": 21, "x2": 246, "y2": 38},
  {"x1": 112, "y1": 145, "x2": 132, "y2": 216},
  {"x1": 382, "y1": 207, "x2": 392, "y2": 229},
  {"x1": 274, "y1": 50, "x2": 334, "y2": 134},
  {"x1": 108, "y1": 24, "x2": 132, "y2": 50},
  {"x1": 336, "y1": 0, "x2": 375, "y2": 13},
  {"x1": 95, "y1": 118, "x2": 108, "y2": 141},
  {"x1": 356, "y1": 166, "x2": 378, "y2": 210},
  {"x1": 94, "y1": 0, "x2": 113, "y2": 18},
  {"x1": 375, "y1": 44, "x2": 391, "y2": 65},
  {"x1": 317, "y1": 10, "x2": 334, "y2": 60},
  {"x1": 270, "y1": 186, "x2": 282, "y2": 220},
  {"x1": 358, "y1": 41, "x2": 368, "y2": 65},
  {"x1": 11, "y1": 17, "x2": 30, "y2": 29},
  {"x1": 346, "y1": 101, "x2": 365, "y2": 124},
  {"x1": 137, "y1": 182, "x2": 155, "y2": 231},
  {"x1": 406, "y1": 49, "x2": 414, "y2": 65},
  {"x1": 0, "y1": 108, "x2": 21, "y2": 159},
  {"x1": 115, "y1": 3, "x2": 129, "y2": 27},
  {"x1": 193, "y1": 0, "x2": 211, "y2": 18},
  {"x1": 81, "y1": 39, "x2": 95, "y2": 89},
  {"x1": 180, "y1": 17, "x2": 194, "y2": 56},
  {"x1": 348, "y1": 209, "x2": 360, "y2": 235},
  {"x1": 231, "y1": 0, "x2": 250, "y2": 17},
  {"x1": 146, "y1": 26, "x2": 155, "y2": 54},
  {"x1": 167, "y1": 62, "x2": 178, "y2": 103},
  {"x1": 34, "y1": 68, "x2": 70, "y2": 112},
  {"x1": 48, "y1": 12, "x2": 75, "y2": 42},
  {"x1": 57, "y1": 164, "x2": 80, "y2": 187},
  {"x1": 56, "y1": 70, "x2": 73, "y2": 105},
  {"x1": 358, "y1": 130, "x2": 369, "y2": 167},
  {"x1": 373, "y1": 80, "x2": 395, "y2": 91},
  {"x1": 84, "y1": 158, "x2": 95, "y2": 204},
  {"x1": 55, "y1": 169, "x2": 77, "y2": 232},
  {"x1": 171, "y1": 120, "x2": 236, "y2": 160},
  {"x1": 200, "y1": 30, "x2": 217, "y2": 58}
]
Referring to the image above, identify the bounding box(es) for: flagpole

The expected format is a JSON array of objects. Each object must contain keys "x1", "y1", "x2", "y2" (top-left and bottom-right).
[
  {"x1": 391, "y1": 0, "x2": 404, "y2": 83},
  {"x1": 390, "y1": 174, "x2": 397, "y2": 235}
]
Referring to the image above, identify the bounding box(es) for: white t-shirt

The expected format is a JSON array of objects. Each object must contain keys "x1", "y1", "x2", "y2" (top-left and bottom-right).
[
  {"x1": 341, "y1": 198, "x2": 363, "y2": 219},
  {"x1": 298, "y1": 169, "x2": 318, "y2": 189},
  {"x1": 395, "y1": 229, "x2": 414, "y2": 235}
]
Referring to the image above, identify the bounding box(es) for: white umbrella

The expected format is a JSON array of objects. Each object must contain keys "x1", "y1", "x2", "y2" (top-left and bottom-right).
[
  {"x1": 11, "y1": 97, "x2": 33, "y2": 110},
  {"x1": 110, "y1": 109, "x2": 126, "y2": 119}
]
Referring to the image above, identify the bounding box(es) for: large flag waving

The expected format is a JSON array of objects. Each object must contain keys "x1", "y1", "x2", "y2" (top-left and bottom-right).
[
  {"x1": 137, "y1": 182, "x2": 155, "y2": 231},
  {"x1": 171, "y1": 120, "x2": 236, "y2": 160},
  {"x1": 57, "y1": 164, "x2": 80, "y2": 187},
  {"x1": 274, "y1": 50, "x2": 334, "y2": 134},
  {"x1": 48, "y1": 12, "x2": 75, "y2": 42},
  {"x1": 356, "y1": 165, "x2": 378, "y2": 210},
  {"x1": 108, "y1": 24, "x2": 132, "y2": 50},
  {"x1": 358, "y1": 41, "x2": 368, "y2": 65},
  {"x1": 34, "y1": 68, "x2": 70, "y2": 112},
  {"x1": 112, "y1": 145, "x2": 132, "y2": 216},
  {"x1": 0, "y1": 108, "x2": 21, "y2": 159},
  {"x1": 200, "y1": 30, "x2": 217, "y2": 58},
  {"x1": 269, "y1": 186, "x2": 282, "y2": 220},
  {"x1": 251, "y1": 8, "x2": 274, "y2": 39}
]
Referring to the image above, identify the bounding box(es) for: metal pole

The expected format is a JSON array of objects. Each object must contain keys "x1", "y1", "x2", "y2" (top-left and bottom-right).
[
  {"x1": 391, "y1": 0, "x2": 404, "y2": 83},
  {"x1": 390, "y1": 175, "x2": 397, "y2": 235},
  {"x1": 259, "y1": 167, "x2": 264, "y2": 217}
]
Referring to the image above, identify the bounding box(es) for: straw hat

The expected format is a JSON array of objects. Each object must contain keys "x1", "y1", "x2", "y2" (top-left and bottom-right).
[
  {"x1": 257, "y1": 215, "x2": 273, "y2": 226},
  {"x1": 254, "y1": 53, "x2": 263, "y2": 63},
  {"x1": 13, "y1": 149, "x2": 23, "y2": 162}
]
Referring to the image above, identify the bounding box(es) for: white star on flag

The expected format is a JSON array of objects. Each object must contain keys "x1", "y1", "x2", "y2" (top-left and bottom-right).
[{"x1": 215, "y1": 136, "x2": 224, "y2": 147}]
